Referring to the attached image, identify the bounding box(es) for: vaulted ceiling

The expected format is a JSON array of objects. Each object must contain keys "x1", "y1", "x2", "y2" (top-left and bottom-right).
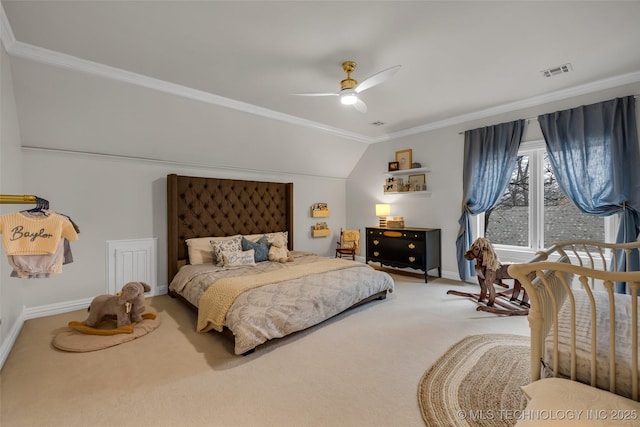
[{"x1": 3, "y1": 1, "x2": 640, "y2": 145}]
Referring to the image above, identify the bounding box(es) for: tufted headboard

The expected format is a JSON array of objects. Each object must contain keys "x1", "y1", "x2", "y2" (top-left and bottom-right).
[{"x1": 166, "y1": 174, "x2": 294, "y2": 283}]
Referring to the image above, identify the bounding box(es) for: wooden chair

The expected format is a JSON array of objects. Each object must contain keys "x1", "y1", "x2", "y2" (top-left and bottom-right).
[{"x1": 335, "y1": 228, "x2": 360, "y2": 260}]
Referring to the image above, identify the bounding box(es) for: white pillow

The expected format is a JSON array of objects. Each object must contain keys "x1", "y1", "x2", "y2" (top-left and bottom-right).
[
  {"x1": 516, "y1": 378, "x2": 640, "y2": 426},
  {"x1": 185, "y1": 237, "x2": 215, "y2": 265},
  {"x1": 210, "y1": 236, "x2": 242, "y2": 265},
  {"x1": 221, "y1": 249, "x2": 255, "y2": 267},
  {"x1": 186, "y1": 235, "x2": 240, "y2": 265},
  {"x1": 243, "y1": 231, "x2": 288, "y2": 245}
]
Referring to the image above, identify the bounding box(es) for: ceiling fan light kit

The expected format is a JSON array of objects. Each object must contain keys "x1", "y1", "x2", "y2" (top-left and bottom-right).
[
  {"x1": 291, "y1": 60, "x2": 401, "y2": 113},
  {"x1": 340, "y1": 89, "x2": 358, "y2": 105}
]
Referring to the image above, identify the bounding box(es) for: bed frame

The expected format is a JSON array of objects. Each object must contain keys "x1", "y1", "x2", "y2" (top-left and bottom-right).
[
  {"x1": 167, "y1": 174, "x2": 294, "y2": 285},
  {"x1": 508, "y1": 239, "x2": 640, "y2": 401},
  {"x1": 166, "y1": 173, "x2": 387, "y2": 353}
]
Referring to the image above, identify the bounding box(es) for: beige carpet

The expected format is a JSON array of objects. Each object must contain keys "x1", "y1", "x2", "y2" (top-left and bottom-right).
[
  {"x1": 1, "y1": 277, "x2": 530, "y2": 427},
  {"x1": 418, "y1": 334, "x2": 530, "y2": 427}
]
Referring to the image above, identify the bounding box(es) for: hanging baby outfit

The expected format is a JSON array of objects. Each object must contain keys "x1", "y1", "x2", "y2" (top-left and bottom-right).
[{"x1": 0, "y1": 211, "x2": 78, "y2": 278}]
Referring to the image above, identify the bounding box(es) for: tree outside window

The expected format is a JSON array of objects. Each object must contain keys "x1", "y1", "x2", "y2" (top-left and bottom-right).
[{"x1": 484, "y1": 148, "x2": 604, "y2": 250}]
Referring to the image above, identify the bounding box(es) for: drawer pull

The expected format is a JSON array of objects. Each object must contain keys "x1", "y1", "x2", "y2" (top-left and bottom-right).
[
  {"x1": 408, "y1": 243, "x2": 415, "y2": 249},
  {"x1": 382, "y1": 231, "x2": 403, "y2": 238},
  {"x1": 373, "y1": 251, "x2": 380, "y2": 257},
  {"x1": 409, "y1": 256, "x2": 416, "y2": 263},
  {"x1": 373, "y1": 239, "x2": 379, "y2": 245}
]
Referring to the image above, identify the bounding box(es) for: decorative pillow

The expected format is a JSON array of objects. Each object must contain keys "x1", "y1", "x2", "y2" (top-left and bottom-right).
[
  {"x1": 266, "y1": 231, "x2": 288, "y2": 246},
  {"x1": 185, "y1": 237, "x2": 216, "y2": 265},
  {"x1": 221, "y1": 249, "x2": 255, "y2": 267},
  {"x1": 516, "y1": 378, "x2": 640, "y2": 426},
  {"x1": 241, "y1": 236, "x2": 269, "y2": 262},
  {"x1": 244, "y1": 231, "x2": 288, "y2": 246},
  {"x1": 210, "y1": 236, "x2": 242, "y2": 265}
]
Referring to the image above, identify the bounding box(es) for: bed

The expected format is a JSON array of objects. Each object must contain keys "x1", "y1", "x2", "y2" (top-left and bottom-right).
[
  {"x1": 507, "y1": 239, "x2": 640, "y2": 405},
  {"x1": 166, "y1": 174, "x2": 394, "y2": 355}
]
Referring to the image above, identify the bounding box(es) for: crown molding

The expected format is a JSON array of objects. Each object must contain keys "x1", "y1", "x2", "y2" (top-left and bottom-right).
[
  {"x1": 6, "y1": 40, "x2": 373, "y2": 144},
  {"x1": 0, "y1": 2, "x2": 370, "y2": 144},
  {"x1": 373, "y1": 70, "x2": 640, "y2": 143},
  {"x1": 2, "y1": 3, "x2": 639, "y2": 145}
]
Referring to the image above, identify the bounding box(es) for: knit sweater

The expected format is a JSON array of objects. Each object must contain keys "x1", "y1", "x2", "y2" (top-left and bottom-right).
[{"x1": 0, "y1": 212, "x2": 78, "y2": 255}]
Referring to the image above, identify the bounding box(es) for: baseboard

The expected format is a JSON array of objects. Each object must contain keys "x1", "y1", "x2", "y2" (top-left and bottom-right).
[
  {"x1": 23, "y1": 287, "x2": 167, "y2": 320},
  {"x1": 0, "y1": 310, "x2": 25, "y2": 371},
  {"x1": 22, "y1": 297, "x2": 94, "y2": 320}
]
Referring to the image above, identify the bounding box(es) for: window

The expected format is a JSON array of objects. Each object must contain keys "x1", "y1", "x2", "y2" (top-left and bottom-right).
[{"x1": 481, "y1": 140, "x2": 610, "y2": 253}]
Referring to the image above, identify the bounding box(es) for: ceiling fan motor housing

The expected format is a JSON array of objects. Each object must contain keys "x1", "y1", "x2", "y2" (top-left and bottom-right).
[{"x1": 340, "y1": 61, "x2": 358, "y2": 90}]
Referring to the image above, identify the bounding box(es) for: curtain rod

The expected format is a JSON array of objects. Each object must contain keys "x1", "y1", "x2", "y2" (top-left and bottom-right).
[
  {"x1": 0, "y1": 194, "x2": 37, "y2": 204},
  {"x1": 458, "y1": 94, "x2": 640, "y2": 135}
]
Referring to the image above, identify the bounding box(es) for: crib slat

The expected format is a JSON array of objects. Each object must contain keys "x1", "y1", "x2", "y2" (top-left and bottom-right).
[
  {"x1": 604, "y1": 281, "x2": 616, "y2": 394},
  {"x1": 584, "y1": 276, "x2": 598, "y2": 387},
  {"x1": 632, "y1": 282, "x2": 638, "y2": 401}
]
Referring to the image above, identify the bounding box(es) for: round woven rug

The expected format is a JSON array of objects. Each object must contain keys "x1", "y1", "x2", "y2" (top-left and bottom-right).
[
  {"x1": 418, "y1": 334, "x2": 530, "y2": 427},
  {"x1": 52, "y1": 308, "x2": 161, "y2": 352}
]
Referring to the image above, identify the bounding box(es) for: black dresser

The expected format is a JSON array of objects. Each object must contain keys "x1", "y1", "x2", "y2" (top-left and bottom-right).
[{"x1": 365, "y1": 227, "x2": 441, "y2": 283}]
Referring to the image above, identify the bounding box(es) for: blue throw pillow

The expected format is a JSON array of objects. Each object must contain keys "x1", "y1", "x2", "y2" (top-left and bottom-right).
[{"x1": 241, "y1": 235, "x2": 269, "y2": 262}]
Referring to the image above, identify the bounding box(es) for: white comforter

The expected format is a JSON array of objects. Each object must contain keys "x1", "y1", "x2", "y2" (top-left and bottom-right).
[{"x1": 169, "y1": 252, "x2": 394, "y2": 354}]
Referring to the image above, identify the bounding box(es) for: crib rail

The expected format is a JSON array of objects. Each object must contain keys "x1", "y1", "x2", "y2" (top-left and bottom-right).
[
  {"x1": 551, "y1": 239, "x2": 640, "y2": 287},
  {"x1": 509, "y1": 247, "x2": 640, "y2": 402}
]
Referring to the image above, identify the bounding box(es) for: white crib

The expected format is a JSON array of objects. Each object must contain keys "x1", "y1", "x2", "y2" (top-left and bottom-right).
[{"x1": 508, "y1": 239, "x2": 640, "y2": 402}]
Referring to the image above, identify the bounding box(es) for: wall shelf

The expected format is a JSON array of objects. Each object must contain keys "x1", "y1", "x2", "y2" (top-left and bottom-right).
[
  {"x1": 311, "y1": 228, "x2": 331, "y2": 238},
  {"x1": 384, "y1": 190, "x2": 431, "y2": 196},
  {"x1": 384, "y1": 167, "x2": 430, "y2": 177},
  {"x1": 311, "y1": 209, "x2": 330, "y2": 218}
]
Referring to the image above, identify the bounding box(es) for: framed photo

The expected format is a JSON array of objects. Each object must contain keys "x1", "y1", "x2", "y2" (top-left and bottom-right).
[
  {"x1": 395, "y1": 149, "x2": 412, "y2": 170},
  {"x1": 408, "y1": 174, "x2": 426, "y2": 191},
  {"x1": 388, "y1": 161, "x2": 399, "y2": 171}
]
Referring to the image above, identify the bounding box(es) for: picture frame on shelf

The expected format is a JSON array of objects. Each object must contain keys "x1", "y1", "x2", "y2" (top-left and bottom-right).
[
  {"x1": 388, "y1": 161, "x2": 400, "y2": 171},
  {"x1": 395, "y1": 149, "x2": 412, "y2": 170},
  {"x1": 408, "y1": 173, "x2": 426, "y2": 191}
]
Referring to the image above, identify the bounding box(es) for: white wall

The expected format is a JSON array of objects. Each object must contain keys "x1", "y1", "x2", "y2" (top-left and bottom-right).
[
  {"x1": 347, "y1": 83, "x2": 640, "y2": 280},
  {"x1": 20, "y1": 148, "x2": 347, "y2": 311},
  {"x1": 0, "y1": 42, "x2": 25, "y2": 359}
]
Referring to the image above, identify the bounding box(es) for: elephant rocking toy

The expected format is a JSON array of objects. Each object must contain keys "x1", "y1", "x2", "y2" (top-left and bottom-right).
[{"x1": 84, "y1": 281, "x2": 151, "y2": 328}]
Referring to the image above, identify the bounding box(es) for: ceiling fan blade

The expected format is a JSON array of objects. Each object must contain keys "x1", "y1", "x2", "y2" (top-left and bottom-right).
[
  {"x1": 355, "y1": 65, "x2": 401, "y2": 93},
  {"x1": 353, "y1": 99, "x2": 368, "y2": 113},
  {"x1": 289, "y1": 92, "x2": 338, "y2": 97}
]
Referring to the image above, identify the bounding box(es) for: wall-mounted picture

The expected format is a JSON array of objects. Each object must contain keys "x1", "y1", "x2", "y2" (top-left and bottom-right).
[
  {"x1": 395, "y1": 149, "x2": 412, "y2": 170},
  {"x1": 408, "y1": 173, "x2": 426, "y2": 191},
  {"x1": 388, "y1": 161, "x2": 400, "y2": 171}
]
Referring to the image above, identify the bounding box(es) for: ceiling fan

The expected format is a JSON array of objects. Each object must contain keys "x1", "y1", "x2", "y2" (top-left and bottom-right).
[{"x1": 291, "y1": 61, "x2": 401, "y2": 113}]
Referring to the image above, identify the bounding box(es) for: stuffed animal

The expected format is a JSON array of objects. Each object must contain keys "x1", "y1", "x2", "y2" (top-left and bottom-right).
[
  {"x1": 84, "y1": 282, "x2": 151, "y2": 328},
  {"x1": 268, "y1": 234, "x2": 293, "y2": 263}
]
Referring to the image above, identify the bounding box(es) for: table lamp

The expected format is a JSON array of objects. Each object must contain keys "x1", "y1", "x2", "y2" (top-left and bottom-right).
[{"x1": 375, "y1": 204, "x2": 391, "y2": 227}]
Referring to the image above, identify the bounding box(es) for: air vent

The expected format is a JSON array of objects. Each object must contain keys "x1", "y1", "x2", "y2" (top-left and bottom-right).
[{"x1": 542, "y1": 63, "x2": 572, "y2": 78}]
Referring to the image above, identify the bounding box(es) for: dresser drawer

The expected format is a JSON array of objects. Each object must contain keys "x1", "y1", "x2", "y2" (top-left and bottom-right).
[{"x1": 368, "y1": 232, "x2": 424, "y2": 266}]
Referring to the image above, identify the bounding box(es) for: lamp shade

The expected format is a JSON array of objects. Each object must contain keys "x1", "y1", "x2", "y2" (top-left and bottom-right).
[{"x1": 375, "y1": 203, "x2": 391, "y2": 217}]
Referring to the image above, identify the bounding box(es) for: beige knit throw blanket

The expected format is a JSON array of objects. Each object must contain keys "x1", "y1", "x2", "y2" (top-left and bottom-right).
[{"x1": 197, "y1": 258, "x2": 364, "y2": 333}]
